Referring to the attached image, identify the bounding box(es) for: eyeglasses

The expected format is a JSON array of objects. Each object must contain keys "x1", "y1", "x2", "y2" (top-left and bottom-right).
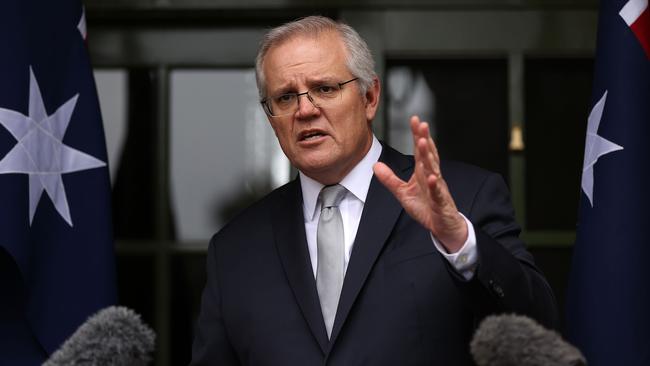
[{"x1": 261, "y1": 78, "x2": 359, "y2": 117}]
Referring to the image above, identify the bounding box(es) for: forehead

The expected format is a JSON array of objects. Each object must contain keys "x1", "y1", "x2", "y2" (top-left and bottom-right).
[{"x1": 262, "y1": 31, "x2": 350, "y2": 89}]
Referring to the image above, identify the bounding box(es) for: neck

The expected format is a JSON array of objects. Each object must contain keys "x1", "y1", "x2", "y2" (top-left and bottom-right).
[{"x1": 303, "y1": 134, "x2": 374, "y2": 186}]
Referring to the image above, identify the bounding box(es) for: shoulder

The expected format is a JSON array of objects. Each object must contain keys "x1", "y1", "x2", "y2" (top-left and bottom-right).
[
  {"x1": 208, "y1": 179, "x2": 297, "y2": 250},
  {"x1": 379, "y1": 142, "x2": 506, "y2": 201},
  {"x1": 380, "y1": 141, "x2": 497, "y2": 183},
  {"x1": 441, "y1": 160, "x2": 509, "y2": 212},
  {"x1": 441, "y1": 160, "x2": 502, "y2": 191}
]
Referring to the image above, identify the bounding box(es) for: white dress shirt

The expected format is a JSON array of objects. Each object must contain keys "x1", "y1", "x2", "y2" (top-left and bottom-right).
[{"x1": 299, "y1": 135, "x2": 478, "y2": 280}]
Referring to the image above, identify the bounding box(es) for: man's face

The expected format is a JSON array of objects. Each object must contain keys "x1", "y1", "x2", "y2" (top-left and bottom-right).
[{"x1": 262, "y1": 31, "x2": 380, "y2": 185}]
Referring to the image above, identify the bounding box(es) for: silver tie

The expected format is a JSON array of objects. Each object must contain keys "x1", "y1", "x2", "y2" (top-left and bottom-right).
[{"x1": 316, "y1": 184, "x2": 347, "y2": 338}]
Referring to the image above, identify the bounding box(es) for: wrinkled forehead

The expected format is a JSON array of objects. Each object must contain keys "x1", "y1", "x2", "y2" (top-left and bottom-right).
[
  {"x1": 262, "y1": 31, "x2": 351, "y2": 87},
  {"x1": 263, "y1": 30, "x2": 348, "y2": 69}
]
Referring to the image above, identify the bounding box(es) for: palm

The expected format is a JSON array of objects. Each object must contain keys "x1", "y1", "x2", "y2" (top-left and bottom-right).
[
  {"x1": 397, "y1": 175, "x2": 437, "y2": 229},
  {"x1": 373, "y1": 116, "x2": 467, "y2": 252}
]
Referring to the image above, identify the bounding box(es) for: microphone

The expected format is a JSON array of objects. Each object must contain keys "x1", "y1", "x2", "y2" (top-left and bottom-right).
[
  {"x1": 470, "y1": 314, "x2": 586, "y2": 366},
  {"x1": 43, "y1": 306, "x2": 155, "y2": 366}
]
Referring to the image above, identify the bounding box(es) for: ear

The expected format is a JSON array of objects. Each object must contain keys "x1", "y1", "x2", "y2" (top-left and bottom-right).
[{"x1": 364, "y1": 76, "x2": 381, "y2": 122}]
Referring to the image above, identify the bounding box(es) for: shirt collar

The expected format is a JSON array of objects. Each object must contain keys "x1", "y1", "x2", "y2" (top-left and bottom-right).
[{"x1": 300, "y1": 135, "x2": 382, "y2": 221}]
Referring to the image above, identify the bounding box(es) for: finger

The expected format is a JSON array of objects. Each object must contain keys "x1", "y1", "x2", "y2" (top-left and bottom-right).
[
  {"x1": 415, "y1": 128, "x2": 438, "y2": 178},
  {"x1": 416, "y1": 122, "x2": 441, "y2": 177},
  {"x1": 412, "y1": 119, "x2": 443, "y2": 192},
  {"x1": 416, "y1": 138, "x2": 434, "y2": 177},
  {"x1": 426, "y1": 174, "x2": 447, "y2": 208},
  {"x1": 412, "y1": 116, "x2": 434, "y2": 165},
  {"x1": 410, "y1": 115, "x2": 421, "y2": 148},
  {"x1": 410, "y1": 116, "x2": 422, "y2": 160},
  {"x1": 414, "y1": 160, "x2": 431, "y2": 198},
  {"x1": 423, "y1": 143, "x2": 441, "y2": 178},
  {"x1": 415, "y1": 119, "x2": 431, "y2": 152},
  {"x1": 427, "y1": 133, "x2": 441, "y2": 174},
  {"x1": 373, "y1": 162, "x2": 406, "y2": 198},
  {"x1": 427, "y1": 173, "x2": 455, "y2": 211}
]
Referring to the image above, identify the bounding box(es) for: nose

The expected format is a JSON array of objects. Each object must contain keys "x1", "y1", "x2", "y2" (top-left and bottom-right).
[{"x1": 295, "y1": 92, "x2": 320, "y2": 118}]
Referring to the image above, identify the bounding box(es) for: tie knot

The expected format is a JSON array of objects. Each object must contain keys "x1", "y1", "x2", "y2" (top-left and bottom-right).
[{"x1": 319, "y1": 184, "x2": 347, "y2": 209}]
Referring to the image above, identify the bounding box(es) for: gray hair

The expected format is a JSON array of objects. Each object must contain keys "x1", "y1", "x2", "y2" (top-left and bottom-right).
[{"x1": 255, "y1": 16, "x2": 376, "y2": 100}]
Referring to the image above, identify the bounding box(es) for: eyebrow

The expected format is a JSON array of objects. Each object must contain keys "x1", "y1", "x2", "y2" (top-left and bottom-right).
[
  {"x1": 307, "y1": 76, "x2": 341, "y2": 85},
  {"x1": 271, "y1": 76, "x2": 345, "y2": 95}
]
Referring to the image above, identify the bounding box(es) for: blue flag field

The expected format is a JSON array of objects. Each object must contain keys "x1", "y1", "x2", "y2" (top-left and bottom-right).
[
  {"x1": 0, "y1": 1, "x2": 117, "y2": 363},
  {"x1": 566, "y1": 0, "x2": 650, "y2": 364}
]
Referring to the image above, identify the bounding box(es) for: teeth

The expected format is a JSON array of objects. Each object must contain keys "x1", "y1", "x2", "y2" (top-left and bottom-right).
[{"x1": 303, "y1": 133, "x2": 323, "y2": 140}]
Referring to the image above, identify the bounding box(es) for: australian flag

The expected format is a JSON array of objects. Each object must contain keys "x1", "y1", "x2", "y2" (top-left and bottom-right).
[
  {"x1": 0, "y1": 0, "x2": 117, "y2": 364},
  {"x1": 566, "y1": 0, "x2": 650, "y2": 364}
]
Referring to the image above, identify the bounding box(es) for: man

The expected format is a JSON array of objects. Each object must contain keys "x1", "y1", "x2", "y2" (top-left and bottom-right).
[{"x1": 191, "y1": 16, "x2": 557, "y2": 366}]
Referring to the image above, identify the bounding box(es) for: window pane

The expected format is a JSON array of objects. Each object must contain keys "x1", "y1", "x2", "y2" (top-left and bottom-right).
[
  {"x1": 94, "y1": 69, "x2": 128, "y2": 184},
  {"x1": 109, "y1": 68, "x2": 162, "y2": 240},
  {"x1": 170, "y1": 69, "x2": 289, "y2": 242},
  {"x1": 525, "y1": 58, "x2": 592, "y2": 230},
  {"x1": 386, "y1": 59, "x2": 509, "y2": 179}
]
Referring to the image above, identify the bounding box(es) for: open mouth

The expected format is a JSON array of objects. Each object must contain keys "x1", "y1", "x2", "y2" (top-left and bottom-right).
[{"x1": 300, "y1": 131, "x2": 326, "y2": 141}]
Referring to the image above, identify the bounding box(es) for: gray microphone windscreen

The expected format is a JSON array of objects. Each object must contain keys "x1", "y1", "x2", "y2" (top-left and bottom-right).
[
  {"x1": 470, "y1": 314, "x2": 586, "y2": 366},
  {"x1": 43, "y1": 306, "x2": 155, "y2": 366}
]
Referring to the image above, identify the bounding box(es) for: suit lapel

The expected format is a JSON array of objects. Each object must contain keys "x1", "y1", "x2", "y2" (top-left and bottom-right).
[
  {"x1": 271, "y1": 180, "x2": 329, "y2": 354},
  {"x1": 329, "y1": 145, "x2": 413, "y2": 345}
]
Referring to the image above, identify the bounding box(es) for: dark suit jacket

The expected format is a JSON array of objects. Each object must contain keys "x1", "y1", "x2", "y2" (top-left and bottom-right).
[{"x1": 190, "y1": 144, "x2": 557, "y2": 366}]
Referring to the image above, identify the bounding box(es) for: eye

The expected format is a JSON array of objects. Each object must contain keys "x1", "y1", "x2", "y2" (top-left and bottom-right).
[
  {"x1": 315, "y1": 85, "x2": 337, "y2": 95},
  {"x1": 273, "y1": 93, "x2": 296, "y2": 105}
]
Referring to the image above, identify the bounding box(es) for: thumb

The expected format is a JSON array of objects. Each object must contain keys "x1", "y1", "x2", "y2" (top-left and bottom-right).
[{"x1": 373, "y1": 162, "x2": 404, "y2": 198}]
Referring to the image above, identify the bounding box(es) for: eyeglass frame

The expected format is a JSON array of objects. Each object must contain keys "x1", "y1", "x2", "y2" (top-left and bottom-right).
[{"x1": 260, "y1": 77, "x2": 359, "y2": 117}]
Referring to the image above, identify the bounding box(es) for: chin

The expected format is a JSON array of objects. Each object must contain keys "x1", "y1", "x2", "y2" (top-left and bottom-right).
[
  {"x1": 298, "y1": 161, "x2": 334, "y2": 175},
  {"x1": 296, "y1": 158, "x2": 340, "y2": 180},
  {"x1": 296, "y1": 148, "x2": 336, "y2": 167}
]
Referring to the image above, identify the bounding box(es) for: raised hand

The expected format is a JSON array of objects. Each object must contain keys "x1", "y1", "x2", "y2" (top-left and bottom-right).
[{"x1": 373, "y1": 116, "x2": 468, "y2": 253}]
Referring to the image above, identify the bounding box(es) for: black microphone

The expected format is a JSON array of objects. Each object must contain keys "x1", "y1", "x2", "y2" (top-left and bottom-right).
[
  {"x1": 43, "y1": 306, "x2": 155, "y2": 366},
  {"x1": 470, "y1": 314, "x2": 586, "y2": 366}
]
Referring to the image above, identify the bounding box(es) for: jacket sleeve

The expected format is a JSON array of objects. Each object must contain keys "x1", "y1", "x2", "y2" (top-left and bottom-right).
[
  {"x1": 190, "y1": 236, "x2": 240, "y2": 366},
  {"x1": 457, "y1": 172, "x2": 559, "y2": 330}
]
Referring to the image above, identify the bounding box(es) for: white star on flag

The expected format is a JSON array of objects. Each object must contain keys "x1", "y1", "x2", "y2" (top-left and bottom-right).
[
  {"x1": 619, "y1": 0, "x2": 647, "y2": 26},
  {"x1": 581, "y1": 90, "x2": 624, "y2": 207},
  {"x1": 0, "y1": 66, "x2": 106, "y2": 226},
  {"x1": 77, "y1": 6, "x2": 87, "y2": 40}
]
